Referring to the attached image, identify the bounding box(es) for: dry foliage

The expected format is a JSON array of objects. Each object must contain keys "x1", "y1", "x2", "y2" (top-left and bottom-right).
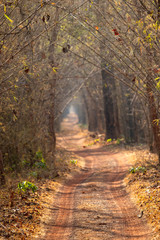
[
  {"x1": 0, "y1": 184, "x2": 42, "y2": 239},
  {"x1": 125, "y1": 149, "x2": 160, "y2": 239},
  {"x1": 0, "y1": 147, "x2": 78, "y2": 239}
]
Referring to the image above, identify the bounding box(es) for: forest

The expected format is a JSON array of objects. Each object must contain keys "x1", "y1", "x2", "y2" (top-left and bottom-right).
[{"x1": 0, "y1": 0, "x2": 160, "y2": 239}]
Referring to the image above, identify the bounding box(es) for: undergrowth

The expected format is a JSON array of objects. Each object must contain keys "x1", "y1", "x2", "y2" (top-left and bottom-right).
[
  {"x1": 126, "y1": 149, "x2": 160, "y2": 239},
  {"x1": 0, "y1": 148, "x2": 76, "y2": 239}
]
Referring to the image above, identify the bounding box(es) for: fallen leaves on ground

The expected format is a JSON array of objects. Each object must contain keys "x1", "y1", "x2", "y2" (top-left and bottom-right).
[
  {"x1": 125, "y1": 148, "x2": 160, "y2": 239},
  {"x1": 0, "y1": 187, "x2": 43, "y2": 239},
  {"x1": 0, "y1": 147, "x2": 80, "y2": 239}
]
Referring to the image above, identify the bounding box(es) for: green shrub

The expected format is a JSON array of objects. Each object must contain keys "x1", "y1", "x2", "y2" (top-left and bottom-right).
[
  {"x1": 18, "y1": 181, "x2": 37, "y2": 193},
  {"x1": 70, "y1": 159, "x2": 77, "y2": 165},
  {"x1": 116, "y1": 138, "x2": 121, "y2": 144},
  {"x1": 129, "y1": 166, "x2": 146, "y2": 174},
  {"x1": 34, "y1": 160, "x2": 46, "y2": 168},
  {"x1": 34, "y1": 150, "x2": 46, "y2": 169}
]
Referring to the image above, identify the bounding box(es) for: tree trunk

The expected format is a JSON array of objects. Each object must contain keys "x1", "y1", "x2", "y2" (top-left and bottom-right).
[
  {"x1": 146, "y1": 78, "x2": 160, "y2": 162},
  {"x1": 101, "y1": 67, "x2": 120, "y2": 139},
  {"x1": 83, "y1": 87, "x2": 97, "y2": 132},
  {"x1": 158, "y1": 0, "x2": 160, "y2": 21},
  {"x1": 0, "y1": 151, "x2": 5, "y2": 185},
  {"x1": 46, "y1": 7, "x2": 59, "y2": 163}
]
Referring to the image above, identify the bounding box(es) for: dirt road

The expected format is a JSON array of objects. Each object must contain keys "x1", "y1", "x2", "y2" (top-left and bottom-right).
[{"x1": 44, "y1": 114, "x2": 152, "y2": 240}]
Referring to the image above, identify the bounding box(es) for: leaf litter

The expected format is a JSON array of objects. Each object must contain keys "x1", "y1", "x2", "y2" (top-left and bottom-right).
[
  {"x1": 0, "y1": 147, "x2": 79, "y2": 240},
  {"x1": 125, "y1": 147, "x2": 160, "y2": 240},
  {"x1": 1, "y1": 133, "x2": 160, "y2": 239}
]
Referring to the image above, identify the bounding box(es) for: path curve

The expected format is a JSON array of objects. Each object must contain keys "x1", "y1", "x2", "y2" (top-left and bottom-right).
[{"x1": 44, "y1": 115, "x2": 152, "y2": 240}]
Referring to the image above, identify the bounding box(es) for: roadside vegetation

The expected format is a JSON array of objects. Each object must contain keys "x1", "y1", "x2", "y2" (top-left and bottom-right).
[
  {"x1": 0, "y1": 147, "x2": 78, "y2": 239},
  {"x1": 0, "y1": 0, "x2": 160, "y2": 238},
  {"x1": 126, "y1": 149, "x2": 160, "y2": 240}
]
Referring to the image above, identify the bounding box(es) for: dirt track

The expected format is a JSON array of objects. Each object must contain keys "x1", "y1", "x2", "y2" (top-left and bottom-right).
[{"x1": 44, "y1": 114, "x2": 152, "y2": 240}]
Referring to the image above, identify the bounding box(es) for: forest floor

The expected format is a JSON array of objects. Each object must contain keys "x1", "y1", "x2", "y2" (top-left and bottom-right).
[{"x1": 0, "y1": 113, "x2": 160, "y2": 239}]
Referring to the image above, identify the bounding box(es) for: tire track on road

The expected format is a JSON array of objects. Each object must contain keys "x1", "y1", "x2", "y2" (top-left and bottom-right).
[{"x1": 45, "y1": 150, "x2": 95, "y2": 240}]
